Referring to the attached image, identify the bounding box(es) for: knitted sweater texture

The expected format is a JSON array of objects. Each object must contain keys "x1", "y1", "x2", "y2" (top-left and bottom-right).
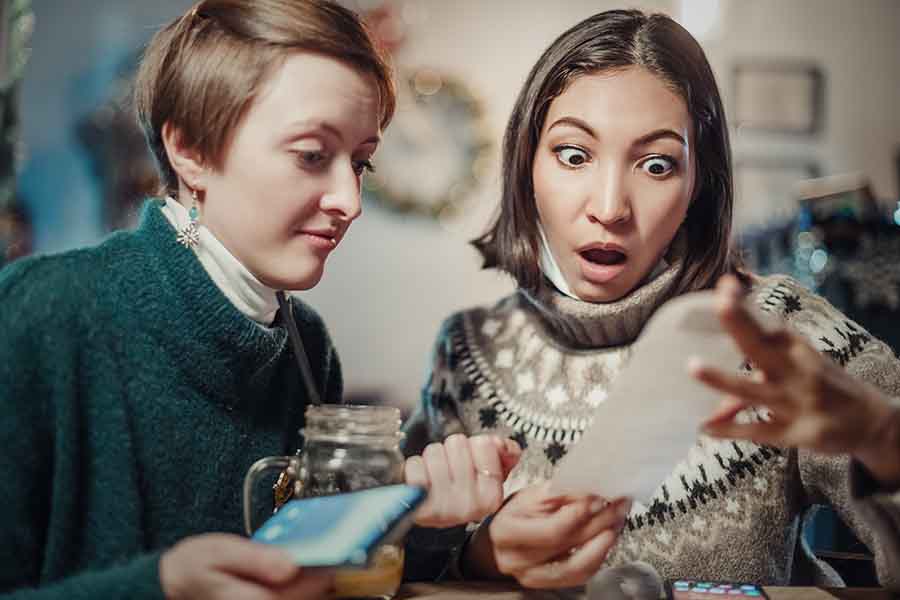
[
  {"x1": 405, "y1": 260, "x2": 900, "y2": 589},
  {"x1": 0, "y1": 202, "x2": 342, "y2": 598}
]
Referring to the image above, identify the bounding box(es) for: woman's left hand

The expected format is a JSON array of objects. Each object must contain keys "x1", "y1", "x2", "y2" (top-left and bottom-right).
[
  {"x1": 404, "y1": 433, "x2": 522, "y2": 528},
  {"x1": 690, "y1": 275, "x2": 900, "y2": 487}
]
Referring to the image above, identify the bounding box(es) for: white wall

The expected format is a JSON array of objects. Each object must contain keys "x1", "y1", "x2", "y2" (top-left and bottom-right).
[
  {"x1": 713, "y1": 0, "x2": 900, "y2": 210},
  {"x1": 19, "y1": 1, "x2": 900, "y2": 411}
]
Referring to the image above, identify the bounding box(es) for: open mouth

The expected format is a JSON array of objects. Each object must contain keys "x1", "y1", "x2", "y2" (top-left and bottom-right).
[{"x1": 580, "y1": 247, "x2": 627, "y2": 266}]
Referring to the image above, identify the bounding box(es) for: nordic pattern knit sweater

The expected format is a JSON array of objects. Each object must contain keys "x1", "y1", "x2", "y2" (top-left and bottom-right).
[
  {"x1": 0, "y1": 202, "x2": 342, "y2": 598},
  {"x1": 404, "y1": 258, "x2": 900, "y2": 589}
]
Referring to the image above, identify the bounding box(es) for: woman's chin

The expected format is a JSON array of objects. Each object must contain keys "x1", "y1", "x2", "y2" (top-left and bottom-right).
[
  {"x1": 572, "y1": 276, "x2": 635, "y2": 304},
  {"x1": 257, "y1": 265, "x2": 325, "y2": 291}
]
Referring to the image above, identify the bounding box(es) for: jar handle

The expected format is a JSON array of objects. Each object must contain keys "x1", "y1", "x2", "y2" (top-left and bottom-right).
[{"x1": 242, "y1": 455, "x2": 301, "y2": 535}]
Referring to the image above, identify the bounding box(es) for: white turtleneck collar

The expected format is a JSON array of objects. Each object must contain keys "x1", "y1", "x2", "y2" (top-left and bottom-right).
[
  {"x1": 537, "y1": 221, "x2": 668, "y2": 301},
  {"x1": 160, "y1": 197, "x2": 280, "y2": 325}
]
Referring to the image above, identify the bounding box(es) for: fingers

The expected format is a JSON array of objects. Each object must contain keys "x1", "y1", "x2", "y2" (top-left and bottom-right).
[
  {"x1": 702, "y1": 418, "x2": 783, "y2": 445},
  {"x1": 495, "y1": 494, "x2": 629, "y2": 572},
  {"x1": 499, "y1": 437, "x2": 523, "y2": 477},
  {"x1": 408, "y1": 442, "x2": 452, "y2": 526},
  {"x1": 442, "y1": 434, "x2": 480, "y2": 523},
  {"x1": 715, "y1": 275, "x2": 789, "y2": 377},
  {"x1": 700, "y1": 396, "x2": 747, "y2": 428},
  {"x1": 567, "y1": 498, "x2": 631, "y2": 549},
  {"x1": 504, "y1": 493, "x2": 607, "y2": 542},
  {"x1": 422, "y1": 441, "x2": 452, "y2": 493},
  {"x1": 411, "y1": 434, "x2": 519, "y2": 528},
  {"x1": 469, "y1": 435, "x2": 506, "y2": 514},
  {"x1": 689, "y1": 359, "x2": 778, "y2": 407},
  {"x1": 516, "y1": 528, "x2": 622, "y2": 589},
  {"x1": 403, "y1": 455, "x2": 430, "y2": 491},
  {"x1": 271, "y1": 569, "x2": 334, "y2": 600},
  {"x1": 210, "y1": 535, "x2": 299, "y2": 585},
  {"x1": 444, "y1": 433, "x2": 477, "y2": 497}
]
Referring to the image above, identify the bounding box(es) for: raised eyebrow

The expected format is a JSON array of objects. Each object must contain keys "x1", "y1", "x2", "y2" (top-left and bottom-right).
[
  {"x1": 633, "y1": 128, "x2": 687, "y2": 148},
  {"x1": 546, "y1": 116, "x2": 596, "y2": 139}
]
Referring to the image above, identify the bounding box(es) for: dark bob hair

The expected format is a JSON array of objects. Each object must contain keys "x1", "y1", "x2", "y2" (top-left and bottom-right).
[{"x1": 473, "y1": 9, "x2": 739, "y2": 297}]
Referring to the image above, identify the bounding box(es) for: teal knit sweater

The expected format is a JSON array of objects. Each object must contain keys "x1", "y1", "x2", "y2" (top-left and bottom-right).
[{"x1": 0, "y1": 202, "x2": 342, "y2": 598}]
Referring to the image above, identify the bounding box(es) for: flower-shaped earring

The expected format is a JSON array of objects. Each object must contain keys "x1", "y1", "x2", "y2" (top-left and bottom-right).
[{"x1": 176, "y1": 188, "x2": 201, "y2": 249}]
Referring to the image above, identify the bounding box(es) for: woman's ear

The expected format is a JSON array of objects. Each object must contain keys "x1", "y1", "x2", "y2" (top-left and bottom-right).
[{"x1": 162, "y1": 122, "x2": 206, "y2": 192}]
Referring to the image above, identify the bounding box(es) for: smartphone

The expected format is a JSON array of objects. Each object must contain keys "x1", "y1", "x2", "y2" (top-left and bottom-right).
[
  {"x1": 667, "y1": 580, "x2": 770, "y2": 599},
  {"x1": 251, "y1": 484, "x2": 426, "y2": 568}
]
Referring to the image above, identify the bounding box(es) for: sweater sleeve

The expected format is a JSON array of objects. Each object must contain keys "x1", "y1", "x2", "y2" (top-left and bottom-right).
[
  {"x1": 0, "y1": 259, "x2": 167, "y2": 600},
  {"x1": 401, "y1": 315, "x2": 471, "y2": 582},
  {"x1": 779, "y1": 279, "x2": 900, "y2": 590},
  {"x1": 0, "y1": 260, "x2": 53, "y2": 592},
  {"x1": 0, "y1": 554, "x2": 165, "y2": 600},
  {"x1": 402, "y1": 314, "x2": 469, "y2": 457}
]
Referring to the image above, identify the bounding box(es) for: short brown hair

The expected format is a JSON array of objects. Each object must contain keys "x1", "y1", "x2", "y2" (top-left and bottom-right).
[
  {"x1": 474, "y1": 9, "x2": 740, "y2": 297},
  {"x1": 134, "y1": 0, "x2": 395, "y2": 195}
]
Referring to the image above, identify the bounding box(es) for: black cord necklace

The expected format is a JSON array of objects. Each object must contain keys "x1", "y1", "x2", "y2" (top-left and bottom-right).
[{"x1": 275, "y1": 290, "x2": 322, "y2": 406}]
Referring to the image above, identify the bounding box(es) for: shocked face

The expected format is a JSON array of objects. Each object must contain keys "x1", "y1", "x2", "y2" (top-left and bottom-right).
[
  {"x1": 198, "y1": 52, "x2": 382, "y2": 291},
  {"x1": 532, "y1": 66, "x2": 696, "y2": 303}
]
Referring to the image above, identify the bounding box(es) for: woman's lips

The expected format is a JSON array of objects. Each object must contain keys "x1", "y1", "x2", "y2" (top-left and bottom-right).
[
  {"x1": 577, "y1": 245, "x2": 628, "y2": 284},
  {"x1": 299, "y1": 231, "x2": 338, "y2": 251}
]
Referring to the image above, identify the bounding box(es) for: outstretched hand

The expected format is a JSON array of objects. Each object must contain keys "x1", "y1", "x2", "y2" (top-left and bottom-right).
[{"x1": 691, "y1": 275, "x2": 900, "y2": 486}]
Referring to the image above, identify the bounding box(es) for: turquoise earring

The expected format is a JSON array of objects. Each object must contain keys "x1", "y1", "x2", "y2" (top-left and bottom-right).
[{"x1": 176, "y1": 188, "x2": 201, "y2": 249}]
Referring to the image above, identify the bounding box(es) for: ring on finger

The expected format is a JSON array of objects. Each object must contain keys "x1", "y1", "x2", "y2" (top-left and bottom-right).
[{"x1": 476, "y1": 468, "x2": 502, "y2": 479}]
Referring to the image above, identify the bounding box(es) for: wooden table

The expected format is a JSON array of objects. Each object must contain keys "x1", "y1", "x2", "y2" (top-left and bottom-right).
[{"x1": 396, "y1": 582, "x2": 896, "y2": 599}]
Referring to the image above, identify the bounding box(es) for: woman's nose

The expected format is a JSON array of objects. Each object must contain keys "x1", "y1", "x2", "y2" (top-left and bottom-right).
[
  {"x1": 320, "y1": 162, "x2": 362, "y2": 221},
  {"x1": 586, "y1": 164, "x2": 632, "y2": 225}
]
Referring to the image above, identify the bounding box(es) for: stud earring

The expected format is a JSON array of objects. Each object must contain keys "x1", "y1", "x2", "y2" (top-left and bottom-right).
[{"x1": 176, "y1": 188, "x2": 201, "y2": 249}]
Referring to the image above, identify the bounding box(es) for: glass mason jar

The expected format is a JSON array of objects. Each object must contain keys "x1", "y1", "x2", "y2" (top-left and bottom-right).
[{"x1": 243, "y1": 404, "x2": 406, "y2": 600}]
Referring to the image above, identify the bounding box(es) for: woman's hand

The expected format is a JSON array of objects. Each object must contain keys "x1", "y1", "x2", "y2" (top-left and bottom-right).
[
  {"x1": 463, "y1": 482, "x2": 631, "y2": 589},
  {"x1": 159, "y1": 533, "x2": 333, "y2": 600},
  {"x1": 691, "y1": 275, "x2": 900, "y2": 486},
  {"x1": 404, "y1": 433, "x2": 521, "y2": 528}
]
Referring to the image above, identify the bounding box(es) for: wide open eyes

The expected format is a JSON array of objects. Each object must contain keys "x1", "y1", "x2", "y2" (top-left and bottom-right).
[
  {"x1": 639, "y1": 155, "x2": 677, "y2": 178},
  {"x1": 553, "y1": 145, "x2": 590, "y2": 169}
]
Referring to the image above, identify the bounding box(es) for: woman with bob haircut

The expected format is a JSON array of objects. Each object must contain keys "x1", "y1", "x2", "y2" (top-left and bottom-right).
[
  {"x1": 0, "y1": 1, "x2": 519, "y2": 598},
  {"x1": 405, "y1": 8, "x2": 900, "y2": 591}
]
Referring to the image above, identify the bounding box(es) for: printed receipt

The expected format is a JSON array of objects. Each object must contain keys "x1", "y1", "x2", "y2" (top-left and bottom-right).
[{"x1": 550, "y1": 290, "x2": 777, "y2": 502}]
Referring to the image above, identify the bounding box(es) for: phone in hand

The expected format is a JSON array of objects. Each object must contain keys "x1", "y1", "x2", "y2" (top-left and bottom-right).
[
  {"x1": 667, "y1": 580, "x2": 770, "y2": 599},
  {"x1": 251, "y1": 484, "x2": 426, "y2": 568}
]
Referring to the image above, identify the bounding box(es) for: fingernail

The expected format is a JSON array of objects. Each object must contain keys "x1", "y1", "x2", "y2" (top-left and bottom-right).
[
  {"x1": 589, "y1": 498, "x2": 608, "y2": 514},
  {"x1": 687, "y1": 356, "x2": 704, "y2": 374}
]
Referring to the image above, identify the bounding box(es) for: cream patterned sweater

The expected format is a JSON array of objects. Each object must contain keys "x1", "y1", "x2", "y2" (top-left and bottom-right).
[{"x1": 404, "y1": 263, "x2": 900, "y2": 588}]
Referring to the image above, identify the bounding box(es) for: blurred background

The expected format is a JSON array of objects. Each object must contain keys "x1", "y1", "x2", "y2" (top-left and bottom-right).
[{"x1": 1, "y1": 0, "x2": 899, "y2": 583}]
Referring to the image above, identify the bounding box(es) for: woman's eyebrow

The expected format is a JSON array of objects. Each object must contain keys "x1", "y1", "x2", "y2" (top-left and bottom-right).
[
  {"x1": 546, "y1": 119, "x2": 687, "y2": 150},
  {"x1": 632, "y1": 128, "x2": 687, "y2": 147},
  {"x1": 547, "y1": 116, "x2": 597, "y2": 139},
  {"x1": 282, "y1": 119, "x2": 381, "y2": 145}
]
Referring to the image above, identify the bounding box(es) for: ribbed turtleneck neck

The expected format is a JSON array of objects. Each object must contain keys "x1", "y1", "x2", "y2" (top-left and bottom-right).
[
  {"x1": 521, "y1": 237, "x2": 686, "y2": 349},
  {"x1": 160, "y1": 196, "x2": 279, "y2": 325}
]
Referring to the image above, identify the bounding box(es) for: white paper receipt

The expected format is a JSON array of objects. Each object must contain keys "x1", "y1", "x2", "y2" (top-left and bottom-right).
[{"x1": 550, "y1": 290, "x2": 777, "y2": 502}]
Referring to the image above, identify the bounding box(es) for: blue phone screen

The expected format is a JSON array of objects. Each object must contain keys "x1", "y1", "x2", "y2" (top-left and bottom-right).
[
  {"x1": 670, "y1": 580, "x2": 768, "y2": 599},
  {"x1": 251, "y1": 484, "x2": 425, "y2": 567}
]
